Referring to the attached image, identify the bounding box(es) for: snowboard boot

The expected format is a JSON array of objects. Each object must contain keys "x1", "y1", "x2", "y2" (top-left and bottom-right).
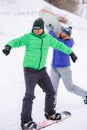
[
  {"x1": 45, "y1": 111, "x2": 61, "y2": 120},
  {"x1": 21, "y1": 121, "x2": 37, "y2": 130},
  {"x1": 84, "y1": 96, "x2": 87, "y2": 104}
]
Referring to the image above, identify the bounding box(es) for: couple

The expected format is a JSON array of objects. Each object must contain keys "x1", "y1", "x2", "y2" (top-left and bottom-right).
[{"x1": 2, "y1": 18, "x2": 87, "y2": 129}]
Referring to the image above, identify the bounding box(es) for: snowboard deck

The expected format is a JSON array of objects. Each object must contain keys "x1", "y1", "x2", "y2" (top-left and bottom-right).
[
  {"x1": 22, "y1": 111, "x2": 71, "y2": 130},
  {"x1": 39, "y1": 7, "x2": 62, "y2": 33}
]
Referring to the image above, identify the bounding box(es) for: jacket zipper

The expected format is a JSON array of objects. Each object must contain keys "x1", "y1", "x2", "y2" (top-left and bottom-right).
[{"x1": 38, "y1": 39, "x2": 43, "y2": 69}]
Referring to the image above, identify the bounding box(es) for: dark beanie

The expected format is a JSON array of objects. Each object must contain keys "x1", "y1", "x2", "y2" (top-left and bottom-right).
[
  {"x1": 62, "y1": 26, "x2": 72, "y2": 36},
  {"x1": 32, "y1": 18, "x2": 44, "y2": 30}
]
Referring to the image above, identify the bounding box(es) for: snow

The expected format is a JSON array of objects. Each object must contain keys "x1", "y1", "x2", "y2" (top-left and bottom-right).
[{"x1": 0, "y1": 0, "x2": 87, "y2": 130}]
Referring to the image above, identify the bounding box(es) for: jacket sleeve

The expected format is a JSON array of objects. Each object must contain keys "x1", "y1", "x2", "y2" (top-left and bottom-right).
[
  {"x1": 50, "y1": 36, "x2": 73, "y2": 55},
  {"x1": 6, "y1": 34, "x2": 29, "y2": 48},
  {"x1": 70, "y1": 38, "x2": 74, "y2": 47},
  {"x1": 49, "y1": 30, "x2": 63, "y2": 41},
  {"x1": 49, "y1": 30, "x2": 57, "y2": 38}
]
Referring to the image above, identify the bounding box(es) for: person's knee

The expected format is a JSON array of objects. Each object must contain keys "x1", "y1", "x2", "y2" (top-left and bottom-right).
[
  {"x1": 23, "y1": 93, "x2": 35, "y2": 101},
  {"x1": 67, "y1": 87, "x2": 75, "y2": 92}
]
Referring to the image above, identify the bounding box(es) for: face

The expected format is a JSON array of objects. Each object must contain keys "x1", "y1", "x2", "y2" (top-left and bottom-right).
[
  {"x1": 60, "y1": 31, "x2": 70, "y2": 39},
  {"x1": 60, "y1": 32, "x2": 67, "y2": 38},
  {"x1": 33, "y1": 29, "x2": 43, "y2": 35}
]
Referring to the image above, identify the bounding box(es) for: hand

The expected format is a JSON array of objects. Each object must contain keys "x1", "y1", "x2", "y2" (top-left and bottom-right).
[
  {"x1": 2, "y1": 45, "x2": 11, "y2": 56},
  {"x1": 46, "y1": 24, "x2": 54, "y2": 31},
  {"x1": 69, "y1": 52, "x2": 78, "y2": 63}
]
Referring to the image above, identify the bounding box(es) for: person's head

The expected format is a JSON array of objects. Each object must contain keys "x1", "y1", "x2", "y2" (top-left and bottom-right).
[
  {"x1": 60, "y1": 26, "x2": 72, "y2": 39},
  {"x1": 32, "y1": 18, "x2": 44, "y2": 35}
]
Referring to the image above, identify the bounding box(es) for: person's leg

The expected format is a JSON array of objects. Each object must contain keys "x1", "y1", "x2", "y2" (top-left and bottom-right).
[
  {"x1": 38, "y1": 68, "x2": 61, "y2": 120},
  {"x1": 38, "y1": 68, "x2": 55, "y2": 113},
  {"x1": 21, "y1": 68, "x2": 40, "y2": 124},
  {"x1": 50, "y1": 67, "x2": 60, "y2": 106},
  {"x1": 59, "y1": 67, "x2": 87, "y2": 99}
]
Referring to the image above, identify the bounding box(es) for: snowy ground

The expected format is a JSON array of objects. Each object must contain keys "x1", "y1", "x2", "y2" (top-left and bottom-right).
[{"x1": 0, "y1": 0, "x2": 87, "y2": 130}]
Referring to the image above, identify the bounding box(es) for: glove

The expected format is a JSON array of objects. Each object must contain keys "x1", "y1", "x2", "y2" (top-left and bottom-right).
[
  {"x1": 2, "y1": 45, "x2": 11, "y2": 56},
  {"x1": 46, "y1": 24, "x2": 54, "y2": 31},
  {"x1": 69, "y1": 52, "x2": 78, "y2": 63}
]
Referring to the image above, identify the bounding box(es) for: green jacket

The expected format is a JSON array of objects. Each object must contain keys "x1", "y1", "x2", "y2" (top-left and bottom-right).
[{"x1": 7, "y1": 32, "x2": 72, "y2": 70}]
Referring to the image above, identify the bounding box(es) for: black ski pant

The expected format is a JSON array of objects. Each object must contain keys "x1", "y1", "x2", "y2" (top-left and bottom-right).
[{"x1": 21, "y1": 67, "x2": 55, "y2": 124}]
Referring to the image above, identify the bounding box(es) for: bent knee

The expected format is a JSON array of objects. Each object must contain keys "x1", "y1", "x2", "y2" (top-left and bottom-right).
[
  {"x1": 23, "y1": 93, "x2": 35, "y2": 101},
  {"x1": 67, "y1": 87, "x2": 75, "y2": 93}
]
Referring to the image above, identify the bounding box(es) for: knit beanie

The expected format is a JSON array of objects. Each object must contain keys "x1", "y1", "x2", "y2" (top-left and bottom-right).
[
  {"x1": 62, "y1": 26, "x2": 72, "y2": 36},
  {"x1": 32, "y1": 18, "x2": 44, "y2": 30}
]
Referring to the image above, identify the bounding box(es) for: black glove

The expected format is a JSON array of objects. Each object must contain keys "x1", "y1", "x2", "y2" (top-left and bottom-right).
[
  {"x1": 2, "y1": 45, "x2": 11, "y2": 56},
  {"x1": 70, "y1": 52, "x2": 78, "y2": 63},
  {"x1": 46, "y1": 24, "x2": 54, "y2": 31}
]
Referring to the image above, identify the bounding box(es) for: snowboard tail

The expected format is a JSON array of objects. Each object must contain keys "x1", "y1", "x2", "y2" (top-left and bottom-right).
[{"x1": 37, "y1": 111, "x2": 71, "y2": 130}]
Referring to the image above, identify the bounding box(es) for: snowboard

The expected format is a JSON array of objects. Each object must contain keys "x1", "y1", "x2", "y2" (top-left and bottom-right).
[
  {"x1": 22, "y1": 111, "x2": 71, "y2": 130},
  {"x1": 39, "y1": 7, "x2": 62, "y2": 33}
]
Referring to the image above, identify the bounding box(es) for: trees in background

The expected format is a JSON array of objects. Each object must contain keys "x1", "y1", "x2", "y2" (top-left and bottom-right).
[
  {"x1": 44, "y1": 0, "x2": 79, "y2": 13},
  {"x1": 45, "y1": 0, "x2": 87, "y2": 19}
]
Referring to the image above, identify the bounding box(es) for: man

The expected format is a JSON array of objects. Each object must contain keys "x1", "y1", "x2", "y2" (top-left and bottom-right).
[
  {"x1": 48, "y1": 25, "x2": 87, "y2": 108},
  {"x1": 2, "y1": 18, "x2": 77, "y2": 129}
]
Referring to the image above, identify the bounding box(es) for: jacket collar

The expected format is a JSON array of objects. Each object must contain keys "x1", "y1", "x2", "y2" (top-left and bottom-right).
[{"x1": 30, "y1": 31, "x2": 46, "y2": 38}]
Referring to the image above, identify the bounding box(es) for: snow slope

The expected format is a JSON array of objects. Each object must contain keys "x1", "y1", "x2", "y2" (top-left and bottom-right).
[{"x1": 0, "y1": 0, "x2": 87, "y2": 130}]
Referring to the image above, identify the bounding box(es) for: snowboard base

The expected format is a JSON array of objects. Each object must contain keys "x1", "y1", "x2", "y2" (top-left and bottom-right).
[{"x1": 39, "y1": 7, "x2": 62, "y2": 33}]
